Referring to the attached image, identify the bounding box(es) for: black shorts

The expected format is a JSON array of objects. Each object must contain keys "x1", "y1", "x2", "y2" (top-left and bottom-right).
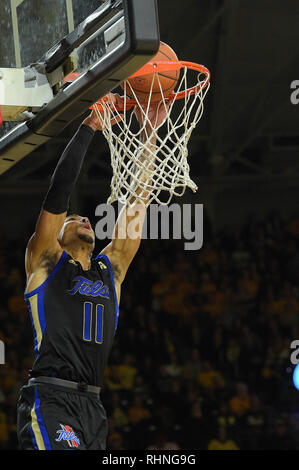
[{"x1": 17, "y1": 381, "x2": 108, "y2": 450}]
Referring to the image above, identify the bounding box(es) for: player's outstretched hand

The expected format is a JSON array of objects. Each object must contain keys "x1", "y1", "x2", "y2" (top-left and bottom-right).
[{"x1": 83, "y1": 93, "x2": 124, "y2": 131}]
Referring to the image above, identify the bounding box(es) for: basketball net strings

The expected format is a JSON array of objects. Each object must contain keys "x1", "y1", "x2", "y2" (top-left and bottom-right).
[{"x1": 93, "y1": 66, "x2": 210, "y2": 208}]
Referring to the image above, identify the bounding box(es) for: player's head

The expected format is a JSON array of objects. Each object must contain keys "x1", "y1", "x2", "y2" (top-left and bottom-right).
[{"x1": 58, "y1": 214, "x2": 95, "y2": 251}]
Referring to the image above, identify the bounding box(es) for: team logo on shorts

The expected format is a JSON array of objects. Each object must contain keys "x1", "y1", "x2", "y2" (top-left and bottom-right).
[{"x1": 55, "y1": 424, "x2": 80, "y2": 448}]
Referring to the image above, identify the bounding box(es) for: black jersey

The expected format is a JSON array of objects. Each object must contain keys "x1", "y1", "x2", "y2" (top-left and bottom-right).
[{"x1": 24, "y1": 251, "x2": 119, "y2": 387}]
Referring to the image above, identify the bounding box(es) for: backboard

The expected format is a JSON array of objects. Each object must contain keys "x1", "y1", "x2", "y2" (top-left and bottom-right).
[{"x1": 0, "y1": 0, "x2": 160, "y2": 175}]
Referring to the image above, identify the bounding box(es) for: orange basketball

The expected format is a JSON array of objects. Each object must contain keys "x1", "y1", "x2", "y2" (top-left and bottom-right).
[{"x1": 122, "y1": 42, "x2": 179, "y2": 103}]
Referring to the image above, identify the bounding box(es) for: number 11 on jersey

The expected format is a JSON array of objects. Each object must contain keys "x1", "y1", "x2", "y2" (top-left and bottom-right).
[{"x1": 83, "y1": 302, "x2": 104, "y2": 344}]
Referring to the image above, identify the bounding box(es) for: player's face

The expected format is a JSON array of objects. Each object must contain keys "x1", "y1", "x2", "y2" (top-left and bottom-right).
[{"x1": 61, "y1": 215, "x2": 95, "y2": 247}]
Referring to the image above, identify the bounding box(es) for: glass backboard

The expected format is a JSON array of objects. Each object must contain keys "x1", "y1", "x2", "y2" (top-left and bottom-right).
[
  {"x1": 0, "y1": 0, "x2": 123, "y2": 132},
  {"x1": 1, "y1": 0, "x2": 109, "y2": 69},
  {"x1": 0, "y1": 0, "x2": 160, "y2": 175}
]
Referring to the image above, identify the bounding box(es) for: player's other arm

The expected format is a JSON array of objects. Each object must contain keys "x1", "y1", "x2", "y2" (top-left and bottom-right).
[
  {"x1": 100, "y1": 99, "x2": 168, "y2": 289},
  {"x1": 101, "y1": 200, "x2": 147, "y2": 286},
  {"x1": 25, "y1": 117, "x2": 97, "y2": 277}
]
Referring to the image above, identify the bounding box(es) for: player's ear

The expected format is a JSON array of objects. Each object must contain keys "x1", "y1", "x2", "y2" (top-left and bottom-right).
[{"x1": 57, "y1": 224, "x2": 65, "y2": 243}]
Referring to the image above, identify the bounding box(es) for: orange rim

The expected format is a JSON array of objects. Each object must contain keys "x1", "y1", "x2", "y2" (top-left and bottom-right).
[
  {"x1": 97, "y1": 61, "x2": 210, "y2": 110},
  {"x1": 65, "y1": 61, "x2": 211, "y2": 111},
  {"x1": 129, "y1": 60, "x2": 210, "y2": 99}
]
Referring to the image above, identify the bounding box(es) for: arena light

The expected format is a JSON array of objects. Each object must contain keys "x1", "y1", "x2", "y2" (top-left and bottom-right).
[{"x1": 293, "y1": 363, "x2": 299, "y2": 390}]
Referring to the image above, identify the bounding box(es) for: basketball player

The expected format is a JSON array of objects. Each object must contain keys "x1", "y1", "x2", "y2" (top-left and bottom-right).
[{"x1": 16, "y1": 94, "x2": 168, "y2": 450}]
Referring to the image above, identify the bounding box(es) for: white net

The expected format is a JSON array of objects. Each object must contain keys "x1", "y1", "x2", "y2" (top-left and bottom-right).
[{"x1": 93, "y1": 65, "x2": 210, "y2": 208}]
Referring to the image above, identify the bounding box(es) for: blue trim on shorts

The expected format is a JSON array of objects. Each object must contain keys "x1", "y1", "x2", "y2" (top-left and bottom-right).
[
  {"x1": 34, "y1": 387, "x2": 52, "y2": 450},
  {"x1": 29, "y1": 423, "x2": 38, "y2": 450}
]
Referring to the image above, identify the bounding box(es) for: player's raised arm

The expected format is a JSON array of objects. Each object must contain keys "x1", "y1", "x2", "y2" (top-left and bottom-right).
[
  {"x1": 25, "y1": 123, "x2": 95, "y2": 277},
  {"x1": 25, "y1": 102, "x2": 123, "y2": 278},
  {"x1": 100, "y1": 99, "x2": 169, "y2": 288}
]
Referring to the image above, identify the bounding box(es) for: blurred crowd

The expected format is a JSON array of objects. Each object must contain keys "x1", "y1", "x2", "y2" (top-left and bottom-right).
[{"x1": 0, "y1": 210, "x2": 299, "y2": 450}]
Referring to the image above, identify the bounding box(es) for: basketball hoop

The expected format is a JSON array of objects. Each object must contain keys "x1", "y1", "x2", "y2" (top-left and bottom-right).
[{"x1": 92, "y1": 60, "x2": 211, "y2": 208}]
